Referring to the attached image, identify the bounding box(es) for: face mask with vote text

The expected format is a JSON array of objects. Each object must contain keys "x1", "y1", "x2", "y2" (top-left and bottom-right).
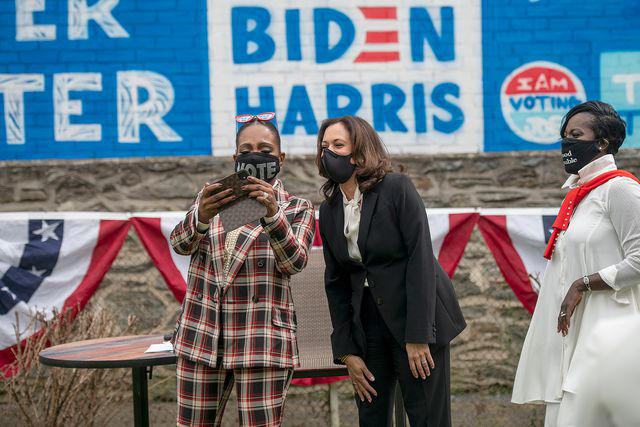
[{"x1": 235, "y1": 152, "x2": 281, "y2": 182}]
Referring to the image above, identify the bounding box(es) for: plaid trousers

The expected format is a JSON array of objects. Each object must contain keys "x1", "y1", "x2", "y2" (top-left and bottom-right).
[{"x1": 176, "y1": 356, "x2": 294, "y2": 427}]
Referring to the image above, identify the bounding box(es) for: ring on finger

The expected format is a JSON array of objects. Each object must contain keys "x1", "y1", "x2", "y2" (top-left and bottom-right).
[
  {"x1": 421, "y1": 359, "x2": 428, "y2": 365},
  {"x1": 560, "y1": 312, "x2": 567, "y2": 317},
  {"x1": 262, "y1": 191, "x2": 269, "y2": 199}
]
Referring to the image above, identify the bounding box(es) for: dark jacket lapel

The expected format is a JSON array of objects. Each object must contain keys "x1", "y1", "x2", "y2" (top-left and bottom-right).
[
  {"x1": 328, "y1": 190, "x2": 350, "y2": 261},
  {"x1": 357, "y1": 186, "x2": 379, "y2": 256}
]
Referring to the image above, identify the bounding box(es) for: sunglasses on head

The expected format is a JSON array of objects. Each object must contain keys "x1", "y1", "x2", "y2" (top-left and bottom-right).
[{"x1": 235, "y1": 112, "x2": 276, "y2": 125}]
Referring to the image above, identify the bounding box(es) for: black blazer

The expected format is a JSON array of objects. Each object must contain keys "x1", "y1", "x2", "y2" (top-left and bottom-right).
[{"x1": 319, "y1": 173, "x2": 466, "y2": 363}]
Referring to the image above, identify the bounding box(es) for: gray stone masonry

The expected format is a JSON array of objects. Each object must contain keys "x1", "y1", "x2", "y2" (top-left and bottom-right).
[{"x1": 1, "y1": 150, "x2": 639, "y2": 410}]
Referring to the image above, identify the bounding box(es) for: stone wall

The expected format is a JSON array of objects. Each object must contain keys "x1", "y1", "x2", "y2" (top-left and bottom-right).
[
  {"x1": 3, "y1": 150, "x2": 640, "y2": 213},
  {"x1": 2, "y1": 150, "x2": 640, "y2": 401}
]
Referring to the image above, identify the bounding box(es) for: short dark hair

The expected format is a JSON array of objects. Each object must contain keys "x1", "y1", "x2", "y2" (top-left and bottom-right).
[
  {"x1": 560, "y1": 101, "x2": 626, "y2": 154},
  {"x1": 235, "y1": 120, "x2": 281, "y2": 149}
]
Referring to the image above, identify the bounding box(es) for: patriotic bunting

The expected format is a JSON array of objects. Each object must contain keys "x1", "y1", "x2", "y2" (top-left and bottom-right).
[
  {"x1": 0, "y1": 208, "x2": 558, "y2": 377},
  {"x1": 132, "y1": 210, "x2": 479, "y2": 299},
  {"x1": 131, "y1": 213, "x2": 189, "y2": 302},
  {"x1": 0, "y1": 213, "x2": 130, "y2": 377},
  {"x1": 477, "y1": 209, "x2": 558, "y2": 314},
  {"x1": 132, "y1": 210, "x2": 479, "y2": 386},
  {"x1": 428, "y1": 209, "x2": 480, "y2": 278}
]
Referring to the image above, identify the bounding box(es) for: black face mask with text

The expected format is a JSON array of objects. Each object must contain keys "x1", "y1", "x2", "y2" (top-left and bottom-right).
[
  {"x1": 235, "y1": 152, "x2": 280, "y2": 182},
  {"x1": 321, "y1": 148, "x2": 356, "y2": 184},
  {"x1": 561, "y1": 138, "x2": 601, "y2": 175}
]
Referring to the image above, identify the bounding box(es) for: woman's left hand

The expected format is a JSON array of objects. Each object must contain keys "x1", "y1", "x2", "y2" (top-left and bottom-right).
[
  {"x1": 242, "y1": 176, "x2": 279, "y2": 217},
  {"x1": 406, "y1": 343, "x2": 434, "y2": 380},
  {"x1": 557, "y1": 281, "x2": 584, "y2": 336}
]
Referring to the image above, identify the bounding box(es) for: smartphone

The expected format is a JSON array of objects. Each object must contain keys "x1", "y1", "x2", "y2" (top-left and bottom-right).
[
  {"x1": 207, "y1": 170, "x2": 267, "y2": 231},
  {"x1": 207, "y1": 169, "x2": 252, "y2": 206}
]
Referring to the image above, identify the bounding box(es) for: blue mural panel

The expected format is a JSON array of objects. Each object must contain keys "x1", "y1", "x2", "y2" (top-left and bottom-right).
[
  {"x1": 601, "y1": 52, "x2": 640, "y2": 148},
  {"x1": 482, "y1": 0, "x2": 640, "y2": 152},
  {"x1": 0, "y1": 0, "x2": 211, "y2": 160}
]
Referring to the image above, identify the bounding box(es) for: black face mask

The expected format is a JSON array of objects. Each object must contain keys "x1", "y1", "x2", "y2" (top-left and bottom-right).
[
  {"x1": 321, "y1": 148, "x2": 356, "y2": 184},
  {"x1": 561, "y1": 138, "x2": 602, "y2": 175},
  {"x1": 235, "y1": 152, "x2": 280, "y2": 182}
]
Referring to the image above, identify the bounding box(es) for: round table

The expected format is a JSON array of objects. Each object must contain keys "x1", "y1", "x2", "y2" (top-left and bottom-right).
[
  {"x1": 39, "y1": 334, "x2": 175, "y2": 427},
  {"x1": 39, "y1": 334, "x2": 349, "y2": 427}
]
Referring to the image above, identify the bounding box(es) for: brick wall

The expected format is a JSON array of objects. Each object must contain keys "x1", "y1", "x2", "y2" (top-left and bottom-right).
[
  {"x1": 0, "y1": 0, "x2": 211, "y2": 160},
  {"x1": 2, "y1": 1, "x2": 638, "y2": 161}
]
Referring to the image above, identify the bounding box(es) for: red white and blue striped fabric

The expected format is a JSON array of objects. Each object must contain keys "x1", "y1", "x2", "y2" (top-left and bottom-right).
[
  {"x1": 132, "y1": 213, "x2": 190, "y2": 302},
  {"x1": 132, "y1": 210, "x2": 478, "y2": 303},
  {"x1": 477, "y1": 209, "x2": 558, "y2": 314},
  {"x1": 0, "y1": 208, "x2": 562, "y2": 378},
  {"x1": 0, "y1": 213, "x2": 130, "y2": 377}
]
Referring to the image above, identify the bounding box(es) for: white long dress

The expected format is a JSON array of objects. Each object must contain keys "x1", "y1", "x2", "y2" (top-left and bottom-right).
[
  {"x1": 574, "y1": 315, "x2": 640, "y2": 427},
  {"x1": 512, "y1": 155, "x2": 640, "y2": 413}
]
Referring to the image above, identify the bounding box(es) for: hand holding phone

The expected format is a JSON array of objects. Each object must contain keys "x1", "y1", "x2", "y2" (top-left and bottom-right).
[
  {"x1": 198, "y1": 183, "x2": 236, "y2": 223},
  {"x1": 198, "y1": 170, "x2": 267, "y2": 230},
  {"x1": 241, "y1": 175, "x2": 279, "y2": 217}
]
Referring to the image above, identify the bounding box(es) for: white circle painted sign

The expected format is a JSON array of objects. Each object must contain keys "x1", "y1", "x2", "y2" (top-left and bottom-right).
[{"x1": 500, "y1": 61, "x2": 586, "y2": 144}]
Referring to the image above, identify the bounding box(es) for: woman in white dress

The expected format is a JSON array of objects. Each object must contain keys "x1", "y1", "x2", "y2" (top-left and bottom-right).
[{"x1": 511, "y1": 101, "x2": 640, "y2": 426}]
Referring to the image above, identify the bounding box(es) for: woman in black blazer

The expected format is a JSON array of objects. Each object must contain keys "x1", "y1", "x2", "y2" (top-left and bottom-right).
[{"x1": 316, "y1": 116, "x2": 466, "y2": 427}]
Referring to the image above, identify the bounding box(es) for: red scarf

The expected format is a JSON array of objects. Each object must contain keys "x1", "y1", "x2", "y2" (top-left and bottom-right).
[{"x1": 544, "y1": 170, "x2": 640, "y2": 260}]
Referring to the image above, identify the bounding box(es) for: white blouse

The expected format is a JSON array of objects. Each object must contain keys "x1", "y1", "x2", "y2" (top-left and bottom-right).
[
  {"x1": 341, "y1": 185, "x2": 363, "y2": 262},
  {"x1": 512, "y1": 154, "x2": 640, "y2": 404},
  {"x1": 341, "y1": 186, "x2": 370, "y2": 287}
]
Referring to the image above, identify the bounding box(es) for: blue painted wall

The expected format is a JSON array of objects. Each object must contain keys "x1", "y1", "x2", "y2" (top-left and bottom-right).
[
  {"x1": 483, "y1": 0, "x2": 640, "y2": 151},
  {"x1": 0, "y1": 0, "x2": 211, "y2": 160},
  {"x1": 1, "y1": 0, "x2": 639, "y2": 160}
]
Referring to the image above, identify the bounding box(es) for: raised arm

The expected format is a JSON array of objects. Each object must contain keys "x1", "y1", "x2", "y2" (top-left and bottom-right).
[
  {"x1": 170, "y1": 182, "x2": 236, "y2": 255},
  {"x1": 170, "y1": 195, "x2": 206, "y2": 256},
  {"x1": 261, "y1": 198, "x2": 315, "y2": 275}
]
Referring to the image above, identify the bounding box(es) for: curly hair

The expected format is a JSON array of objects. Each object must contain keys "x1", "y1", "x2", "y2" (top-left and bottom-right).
[
  {"x1": 560, "y1": 101, "x2": 626, "y2": 154},
  {"x1": 316, "y1": 116, "x2": 396, "y2": 200}
]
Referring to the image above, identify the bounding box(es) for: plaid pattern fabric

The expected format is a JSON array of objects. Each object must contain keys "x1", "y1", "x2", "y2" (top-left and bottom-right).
[
  {"x1": 170, "y1": 179, "x2": 315, "y2": 369},
  {"x1": 177, "y1": 356, "x2": 293, "y2": 427}
]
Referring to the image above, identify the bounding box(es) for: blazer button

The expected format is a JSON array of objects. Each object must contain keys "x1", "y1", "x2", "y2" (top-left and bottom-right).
[
  {"x1": 199, "y1": 253, "x2": 205, "y2": 261},
  {"x1": 368, "y1": 279, "x2": 375, "y2": 288},
  {"x1": 377, "y1": 297, "x2": 383, "y2": 305},
  {"x1": 196, "y1": 292, "x2": 203, "y2": 300},
  {"x1": 257, "y1": 259, "x2": 265, "y2": 268},
  {"x1": 252, "y1": 295, "x2": 259, "y2": 303}
]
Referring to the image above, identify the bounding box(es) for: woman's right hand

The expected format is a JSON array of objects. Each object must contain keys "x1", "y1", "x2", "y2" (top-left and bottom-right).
[
  {"x1": 344, "y1": 355, "x2": 377, "y2": 403},
  {"x1": 197, "y1": 183, "x2": 236, "y2": 223}
]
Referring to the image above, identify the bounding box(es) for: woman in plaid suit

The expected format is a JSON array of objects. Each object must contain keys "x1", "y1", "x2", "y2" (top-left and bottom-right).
[{"x1": 170, "y1": 113, "x2": 316, "y2": 427}]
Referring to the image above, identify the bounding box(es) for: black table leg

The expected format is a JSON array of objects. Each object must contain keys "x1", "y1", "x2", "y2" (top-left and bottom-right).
[{"x1": 132, "y1": 366, "x2": 150, "y2": 427}]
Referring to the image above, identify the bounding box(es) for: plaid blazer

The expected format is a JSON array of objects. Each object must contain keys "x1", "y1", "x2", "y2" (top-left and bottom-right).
[{"x1": 170, "y1": 180, "x2": 315, "y2": 369}]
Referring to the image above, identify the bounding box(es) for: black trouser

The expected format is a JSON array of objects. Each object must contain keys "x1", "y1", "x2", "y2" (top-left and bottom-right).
[{"x1": 357, "y1": 288, "x2": 451, "y2": 427}]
